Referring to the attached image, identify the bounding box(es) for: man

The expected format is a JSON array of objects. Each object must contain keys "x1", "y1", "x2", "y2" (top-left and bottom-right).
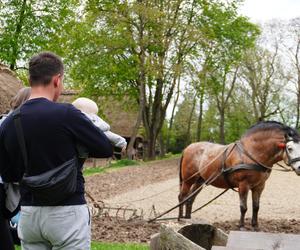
[{"x1": 0, "y1": 52, "x2": 113, "y2": 249}]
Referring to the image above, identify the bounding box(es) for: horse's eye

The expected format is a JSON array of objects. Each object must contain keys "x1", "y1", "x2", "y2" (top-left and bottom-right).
[{"x1": 288, "y1": 147, "x2": 293, "y2": 153}]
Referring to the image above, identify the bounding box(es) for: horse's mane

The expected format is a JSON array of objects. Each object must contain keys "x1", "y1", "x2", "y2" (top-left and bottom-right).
[{"x1": 243, "y1": 121, "x2": 300, "y2": 142}]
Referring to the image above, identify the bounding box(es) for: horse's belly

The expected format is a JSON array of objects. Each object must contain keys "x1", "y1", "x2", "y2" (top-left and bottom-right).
[{"x1": 202, "y1": 170, "x2": 271, "y2": 189}]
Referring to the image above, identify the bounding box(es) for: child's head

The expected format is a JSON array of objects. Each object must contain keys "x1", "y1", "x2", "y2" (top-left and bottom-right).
[{"x1": 72, "y1": 97, "x2": 98, "y2": 115}]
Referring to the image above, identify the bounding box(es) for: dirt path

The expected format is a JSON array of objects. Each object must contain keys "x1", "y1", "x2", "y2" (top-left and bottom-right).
[{"x1": 105, "y1": 169, "x2": 300, "y2": 222}]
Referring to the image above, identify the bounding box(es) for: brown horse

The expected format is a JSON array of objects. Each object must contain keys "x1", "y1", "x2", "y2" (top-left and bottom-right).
[{"x1": 178, "y1": 121, "x2": 300, "y2": 230}]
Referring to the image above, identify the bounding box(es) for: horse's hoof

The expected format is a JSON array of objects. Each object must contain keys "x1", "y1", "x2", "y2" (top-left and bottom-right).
[
  {"x1": 239, "y1": 226, "x2": 247, "y2": 231},
  {"x1": 252, "y1": 226, "x2": 259, "y2": 232}
]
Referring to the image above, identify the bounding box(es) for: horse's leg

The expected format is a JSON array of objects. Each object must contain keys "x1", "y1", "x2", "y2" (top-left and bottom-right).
[
  {"x1": 185, "y1": 177, "x2": 205, "y2": 218},
  {"x1": 251, "y1": 183, "x2": 265, "y2": 231},
  {"x1": 178, "y1": 181, "x2": 192, "y2": 220},
  {"x1": 238, "y1": 182, "x2": 249, "y2": 230}
]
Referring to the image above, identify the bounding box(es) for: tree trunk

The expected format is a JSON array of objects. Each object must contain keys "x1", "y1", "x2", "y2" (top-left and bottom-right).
[
  {"x1": 147, "y1": 131, "x2": 157, "y2": 160},
  {"x1": 158, "y1": 132, "x2": 165, "y2": 157},
  {"x1": 196, "y1": 90, "x2": 204, "y2": 142},
  {"x1": 127, "y1": 99, "x2": 143, "y2": 159},
  {"x1": 296, "y1": 79, "x2": 300, "y2": 129},
  {"x1": 186, "y1": 95, "x2": 197, "y2": 146},
  {"x1": 166, "y1": 77, "x2": 181, "y2": 151},
  {"x1": 219, "y1": 109, "x2": 225, "y2": 144}
]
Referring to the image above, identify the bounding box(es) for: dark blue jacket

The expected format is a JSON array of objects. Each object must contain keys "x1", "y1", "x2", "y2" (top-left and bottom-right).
[{"x1": 0, "y1": 98, "x2": 113, "y2": 206}]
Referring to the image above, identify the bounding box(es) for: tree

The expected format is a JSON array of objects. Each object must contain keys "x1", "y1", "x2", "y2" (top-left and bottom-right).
[
  {"x1": 240, "y1": 46, "x2": 285, "y2": 122},
  {"x1": 0, "y1": 0, "x2": 79, "y2": 70},
  {"x1": 171, "y1": 91, "x2": 198, "y2": 152},
  {"x1": 193, "y1": 1, "x2": 260, "y2": 143},
  {"x1": 71, "y1": 0, "x2": 204, "y2": 159},
  {"x1": 284, "y1": 18, "x2": 300, "y2": 128}
]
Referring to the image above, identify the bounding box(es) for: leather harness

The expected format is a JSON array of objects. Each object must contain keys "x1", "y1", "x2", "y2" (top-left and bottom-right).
[{"x1": 221, "y1": 141, "x2": 272, "y2": 189}]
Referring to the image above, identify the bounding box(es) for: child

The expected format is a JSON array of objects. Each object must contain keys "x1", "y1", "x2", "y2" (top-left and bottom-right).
[{"x1": 72, "y1": 97, "x2": 127, "y2": 154}]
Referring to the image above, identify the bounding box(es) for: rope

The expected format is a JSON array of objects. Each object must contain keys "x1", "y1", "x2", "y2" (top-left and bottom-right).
[
  {"x1": 192, "y1": 189, "x2": 229, "y2": 214},
  {"x1": 273, "y1": 162, "x2": 293, "y2": 172},
  {"x1": 147, "y1": 169, "x2": 223, "y2": 223}
]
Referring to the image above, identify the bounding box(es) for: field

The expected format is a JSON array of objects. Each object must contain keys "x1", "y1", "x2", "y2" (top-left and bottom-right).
[{"x1": 85, "y1": 157, "x2": 300, "y2": 244}]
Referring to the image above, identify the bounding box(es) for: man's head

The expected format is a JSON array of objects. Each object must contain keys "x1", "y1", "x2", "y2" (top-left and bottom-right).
[{"x1": 29, "y1": 52, "x2": 64, "y2": 101}]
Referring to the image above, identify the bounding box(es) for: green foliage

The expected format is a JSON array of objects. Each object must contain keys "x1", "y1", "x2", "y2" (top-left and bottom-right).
[
  {"x1": 169, "y1": 91, "x2": 198, "y2": 152},
  {"x1": 0, "y1": 0, "x2": 79, "y2": 71}
]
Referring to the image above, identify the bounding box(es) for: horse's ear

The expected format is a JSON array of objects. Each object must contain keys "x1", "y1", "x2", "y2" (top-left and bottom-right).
[{"x1": 278, "y1": 143, "x2": 286, "y2": 149}]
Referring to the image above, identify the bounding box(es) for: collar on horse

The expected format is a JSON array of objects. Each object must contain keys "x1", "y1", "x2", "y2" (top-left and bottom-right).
[{"x1": 221, "y1": 141, "x2": 272, "y2": 189}]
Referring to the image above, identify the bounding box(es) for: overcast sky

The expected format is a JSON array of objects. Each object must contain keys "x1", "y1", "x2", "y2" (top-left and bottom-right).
[{"x1": 239, "y1": 0, "x2": 300, "y2": 22}]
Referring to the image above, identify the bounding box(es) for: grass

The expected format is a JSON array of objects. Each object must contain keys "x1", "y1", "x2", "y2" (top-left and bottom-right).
[
  {"x1": 83, "y1": 153, "x2": 181, "y2": 177},
  {"x1": 83, "y1": 159, "x2": 140, "y2": 176},
  {"x1": 91, "y1": 242, "x2": 149, "y2": 250},
  {"x1": 157, "y1": 152, "x2": 181, "y2": 160},
  {"x1": 16, "y1": 242, "x2": 149, "y2": 250}
]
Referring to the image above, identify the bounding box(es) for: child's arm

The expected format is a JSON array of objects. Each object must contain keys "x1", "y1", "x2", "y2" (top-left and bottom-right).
[
  {"x1": 104, "y1": 131, "x2": 127, "y2": 149},
  {"x1": 84, "y1": 113, "x2": 110, "y2": 132}
]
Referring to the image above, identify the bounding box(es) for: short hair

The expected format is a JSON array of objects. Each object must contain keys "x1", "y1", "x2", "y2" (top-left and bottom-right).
[
  {"x1": 29, "y1": 52, "x2": 64, "y2": 86},
  {"x1": 10, "y1": 87, "x2": 31, "y2": 110}
]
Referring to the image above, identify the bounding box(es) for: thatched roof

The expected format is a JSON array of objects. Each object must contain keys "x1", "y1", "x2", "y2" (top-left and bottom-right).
[
  {"x1": 0, "y1": 64, "x2": 23, "y2": 114},
  {"x1": 59, "y1": 89, "x2": 79, "y2": 103},
  {"x1": 99, "y1": 97, "x2": 140, "y2": 138}
]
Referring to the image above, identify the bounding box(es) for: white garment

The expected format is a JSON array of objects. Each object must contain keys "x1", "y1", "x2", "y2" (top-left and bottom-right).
[
  {"x1": 84, "y1": 113, "x2": 127, "y2": 149},
  {"x1": 84, "y1": 113, "x2": 110, "y2": 132}
]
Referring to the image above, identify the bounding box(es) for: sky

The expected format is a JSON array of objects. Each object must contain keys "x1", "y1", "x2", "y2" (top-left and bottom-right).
[{"x1": 239, "y1": 0, "x2": 300, "y2": 22}]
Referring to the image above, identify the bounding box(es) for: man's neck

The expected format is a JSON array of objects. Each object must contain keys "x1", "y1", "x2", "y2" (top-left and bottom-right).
[{"x1": 29, "y1": 86, "x2": 54, "y2": 101}]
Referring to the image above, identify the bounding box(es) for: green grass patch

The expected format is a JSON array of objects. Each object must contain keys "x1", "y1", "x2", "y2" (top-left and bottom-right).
[
  {"x1": 16, "y1": 241, "x2": 149, "y2": 250},
  {"x1": 84, "y1": 159, "x2": 139, "y2": 176},
  {"x1": 157, "y1": 152, "x2": 181, "y2": 160},
  {"x1": 91, "y1": 241, "x2": 149, "y2": 250}
]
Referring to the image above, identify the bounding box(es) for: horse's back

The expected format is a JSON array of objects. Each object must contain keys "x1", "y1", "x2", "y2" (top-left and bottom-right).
[{"x1": 181, "y1": 142, "x2": 226, "y2": 181}]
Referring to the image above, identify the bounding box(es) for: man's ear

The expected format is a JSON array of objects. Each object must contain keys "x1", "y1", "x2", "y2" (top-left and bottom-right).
[{"x1": 53, "y1": 75, "x2": 60, "y2": 88}]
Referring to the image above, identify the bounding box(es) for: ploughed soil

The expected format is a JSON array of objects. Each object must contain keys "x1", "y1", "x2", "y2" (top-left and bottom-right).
[
  {"x1": 91, "y1": 217, "x2": 300, "y2": 244},
  {"x1": 86, "y1": 158, "x2": 178, "y2": 243},
  {"x1": 213, "y1": 218, "x2": 300, "y2": 234},
  {"x1": 85, "y1": 157, "x2": 300, "y2": 243},
  {"x1": 85, "y1": 158, "x2": 179, "y2": 201}
]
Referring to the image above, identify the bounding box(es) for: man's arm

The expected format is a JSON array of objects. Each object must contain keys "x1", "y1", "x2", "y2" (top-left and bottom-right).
[
  {"x1": 66, "y1": 105, "x2": 113, "y2": 158},
  {"x1": 0, "y1": 126, "x2": 24, "y2": 182}
]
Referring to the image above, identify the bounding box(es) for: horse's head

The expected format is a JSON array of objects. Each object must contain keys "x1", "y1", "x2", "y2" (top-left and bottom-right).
[
  {"x1": 284, "y1": 139, "x2": 300, "y2": 175},
  {"x1": 243, "y1": 121, "x2": 300, "y2": 174}
]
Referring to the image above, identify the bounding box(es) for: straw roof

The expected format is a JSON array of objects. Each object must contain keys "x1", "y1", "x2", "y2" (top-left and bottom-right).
[
  {"x1": 59, "y1": 89, "x2": 79, "y2": 103},
  {"x1": 99, "y1": 97, "x2": 140, "y2": 138},
  {"x1": 0, "y1": 64, "x2": 23, "y2": 114}
]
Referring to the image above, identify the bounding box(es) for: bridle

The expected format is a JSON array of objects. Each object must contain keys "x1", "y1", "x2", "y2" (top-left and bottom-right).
[
  {"x1": 284, "y1": 139, "x2": 300, "y2": 167},
  {"x1": 222, "y1": 139, "x2": 299, "y2": 179}
]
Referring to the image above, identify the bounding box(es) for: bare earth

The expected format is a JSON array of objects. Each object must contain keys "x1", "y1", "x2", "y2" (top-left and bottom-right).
[{"x1": 85, "y1": 157, "x2": 300, "y2": 243}]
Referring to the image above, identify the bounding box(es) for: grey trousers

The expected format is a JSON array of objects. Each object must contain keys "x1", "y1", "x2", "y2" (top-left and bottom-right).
[{"x1": 18, "y1": 205, "x2": 91, "y2": 250}]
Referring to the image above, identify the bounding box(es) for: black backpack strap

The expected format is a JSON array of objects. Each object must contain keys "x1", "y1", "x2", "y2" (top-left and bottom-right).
[{"x1": 12, "y1": 107, "x2": 28, "y2": 171}]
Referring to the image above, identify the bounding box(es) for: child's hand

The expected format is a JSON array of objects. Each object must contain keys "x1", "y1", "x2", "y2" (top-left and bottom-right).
[{"x1": 121, "y1": 146, "x2": 127, "y2": 156}]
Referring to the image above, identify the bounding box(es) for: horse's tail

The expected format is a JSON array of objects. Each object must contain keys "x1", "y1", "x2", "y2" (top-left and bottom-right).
[{"x1": 179, "y1": 154, "x2": 184, "y2": 191}]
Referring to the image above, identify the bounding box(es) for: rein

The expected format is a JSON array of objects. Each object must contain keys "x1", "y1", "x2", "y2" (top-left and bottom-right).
[{"x1": 235, "y1": 141, "x2": 273, "y2": 172}]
